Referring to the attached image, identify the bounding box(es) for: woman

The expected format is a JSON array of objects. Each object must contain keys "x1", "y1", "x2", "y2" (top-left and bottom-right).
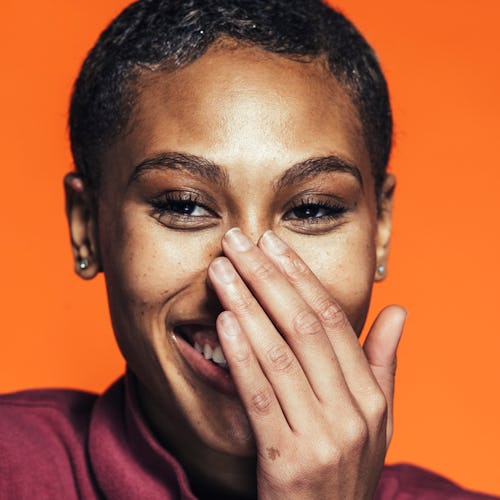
[{"x1": 0, "y1": 1, "x2": 497, "y2": 498}]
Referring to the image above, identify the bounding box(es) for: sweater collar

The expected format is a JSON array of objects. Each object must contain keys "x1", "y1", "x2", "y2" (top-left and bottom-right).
[{"x1": 88, "y1": 369, "x2": 197, "y2": 500}]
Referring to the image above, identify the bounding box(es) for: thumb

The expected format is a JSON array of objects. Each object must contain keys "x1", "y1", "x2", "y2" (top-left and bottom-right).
[{"x1": 363, "y1": 305, "x2": 407, "y2": 446}]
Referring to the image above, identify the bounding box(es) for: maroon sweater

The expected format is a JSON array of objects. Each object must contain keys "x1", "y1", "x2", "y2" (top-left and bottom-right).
[{"x1": 0, "y1": 373, "x2": 497, "y2": 499}]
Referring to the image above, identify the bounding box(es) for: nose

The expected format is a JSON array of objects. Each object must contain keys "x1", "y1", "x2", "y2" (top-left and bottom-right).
[
  {"x1": 233, "y1": 227, "x2": 263, "y2": 246},
  {"x1": 231, "y1": 213, "x2": 272, "y2": 246}
]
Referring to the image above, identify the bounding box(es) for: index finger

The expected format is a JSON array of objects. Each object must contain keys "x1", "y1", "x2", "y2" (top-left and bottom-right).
[
  {"x1": 219, "y1": 228, "x2": 351, "y2": 408},
  {"x1": 258, "y1": 230, "x2": 380, "y2": 396}
]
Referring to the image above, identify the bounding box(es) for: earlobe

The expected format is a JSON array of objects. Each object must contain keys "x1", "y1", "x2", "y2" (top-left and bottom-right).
[
  {"x1": 64, "y1": 173, "x2": 101, "y2": 280},
  {"x1": 375, "y1": 264, "x2": 386, "y2": 281},
  {"x1": 375, "y1": 174, "x2": 396, "y2": 282}
]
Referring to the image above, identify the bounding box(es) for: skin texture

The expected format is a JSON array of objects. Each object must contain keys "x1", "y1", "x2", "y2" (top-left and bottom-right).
[{"x1": 66, "y1": 45, "x2": 405, "y2": 499}]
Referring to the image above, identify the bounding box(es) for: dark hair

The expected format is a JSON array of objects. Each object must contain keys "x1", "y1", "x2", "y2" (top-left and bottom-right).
[{"x1": 69, "y1": 0, "x2": 392, "y2": 200}]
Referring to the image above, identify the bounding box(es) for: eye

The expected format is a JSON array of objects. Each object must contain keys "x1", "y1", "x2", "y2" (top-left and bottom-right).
[
  {"x1": 156, "y1": 199, "x2": 210, "y2": 217},
  {"x1": 284, "y1": 199, "x2": 347, "y2": 222},
  {"x1": 287, "y1": 203, "x2": 339, "y2": 220},
  {"x1": 150, "y1": 190, "x2": 218, "y2": 229}
]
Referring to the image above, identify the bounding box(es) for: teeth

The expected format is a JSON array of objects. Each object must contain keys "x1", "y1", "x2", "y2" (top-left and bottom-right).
[
  {"x1": 214, "y1": 359, "x2": 228, "y2": 369},
  {"x1": 203, "y1": 344, "x2": 213, "y2": 360},
  {"x1": 212, "y1": 346, "x2": 226, "y2": 364},
  {"x1": 194, "y1": 341, "x2": 228, "y2": 368}
]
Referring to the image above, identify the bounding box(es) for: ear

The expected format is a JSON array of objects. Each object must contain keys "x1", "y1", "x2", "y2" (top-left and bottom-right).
[
  {"x1": 374, "y1": 174, "x2": 396, "y2": 282},
  {"x1": 64, "y1": 173, "x2": 101, "y2": 279}
]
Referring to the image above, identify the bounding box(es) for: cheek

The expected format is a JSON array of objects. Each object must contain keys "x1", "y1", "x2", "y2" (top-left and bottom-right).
[
  {"x1": 99, "y1": 210, "x2": 217, "y2": 323},
  {"x1": 288, "y1": 228, "x2": 376, "y2": 334}
]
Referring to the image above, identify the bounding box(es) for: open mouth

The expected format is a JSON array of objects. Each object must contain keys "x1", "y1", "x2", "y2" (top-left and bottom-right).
[{"x1": 175, "y1": 324, "x2": 228, "y2": 370}]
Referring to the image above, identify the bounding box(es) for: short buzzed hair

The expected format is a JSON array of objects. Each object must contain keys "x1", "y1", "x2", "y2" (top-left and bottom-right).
[{"x1": 69, "y1": 0, "x2": 392, "y2": 200}]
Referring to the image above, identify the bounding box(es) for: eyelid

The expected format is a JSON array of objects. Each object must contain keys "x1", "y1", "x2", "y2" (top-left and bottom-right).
[
  {"x1": 283, "y1": 200, "x2": 347, "y2": 220},
  {"x1": 282, "y1": 190, "x2": 350, "y2": 212},
  {"x1": 150, "y1": 189, "x2": 220, "y2": 213},
  {"x1": 148, "y1": 190, "x2": 223, "y2": 235},
  {"x1": 278, "y1": 189, "x2": 352, "y2": 234}
]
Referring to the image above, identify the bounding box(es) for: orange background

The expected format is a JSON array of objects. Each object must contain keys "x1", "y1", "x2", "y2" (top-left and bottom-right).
[{"x1": 1, "y1": 0, "x2": 499, "y2": 496}]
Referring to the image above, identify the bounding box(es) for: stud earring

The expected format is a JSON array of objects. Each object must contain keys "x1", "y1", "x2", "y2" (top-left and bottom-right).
[
  {"x1": 79, "y1": 258, "x2": 89, "y2": 270},
  {"x1": 377, "y1": 264, "x2": 385, "y2": 276}
]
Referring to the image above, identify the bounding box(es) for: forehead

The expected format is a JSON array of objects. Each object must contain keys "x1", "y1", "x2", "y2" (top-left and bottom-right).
[{"x1": 103, "y1": 45, "x2": 371, "y2": 188}]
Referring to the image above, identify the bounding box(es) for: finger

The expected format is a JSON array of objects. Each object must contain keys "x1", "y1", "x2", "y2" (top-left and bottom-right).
[
  {"x1": 363, "y1": 305, "x2": 407, "y2": 446},
  {"x1": 208, "y1": 256, "x2": 319, "y2": 428},
  {"x1": 258, "y1": 230, "x2": 380, "y2": 401},
  {"x1": 216, "y1": 311, "x2": 290, "y2": 446},
  {"x1": 219, "y1": 228, "x2": 351, "y2": 407}
]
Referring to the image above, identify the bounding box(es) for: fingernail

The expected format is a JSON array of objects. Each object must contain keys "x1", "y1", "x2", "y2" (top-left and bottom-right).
[
  {"x1": 261, "y1": 230, "x2": 288, "y2": 255},
  {"x1": 219, "y1": 312, "x2": 240, "y2": 337},
  {"x1": 224, "y1": 228, "x2": 253, "y2": 252},
  {"x1": 210, "y1": 258, "x2": 237, "y2": 284}
]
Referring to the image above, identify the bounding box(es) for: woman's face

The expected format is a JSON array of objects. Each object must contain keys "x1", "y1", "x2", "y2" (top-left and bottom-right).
[{"x1": 85, "y1": 46, "x2": 392, "y2": 456}]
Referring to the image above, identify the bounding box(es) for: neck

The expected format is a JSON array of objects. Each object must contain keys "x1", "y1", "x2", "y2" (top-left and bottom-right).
[
  {"x1": 137, "y1": 382, "x2": 257, "y2": 499},
  {"x1": 183, "y1": 451, "x2": 257, "y2": 500}
]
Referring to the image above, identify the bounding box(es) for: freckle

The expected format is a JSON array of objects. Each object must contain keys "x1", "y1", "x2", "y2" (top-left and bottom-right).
[{"x1": 266, "y1": 447, "x2": 281, "y2": 461}]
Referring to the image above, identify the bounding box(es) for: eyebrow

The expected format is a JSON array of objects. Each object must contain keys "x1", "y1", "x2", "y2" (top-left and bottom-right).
[
  {"x1": 128, "y1": 151, "x2": 362, "y2": 190},
  {"x1": 128, "y1": 152, "x2": 230, "y2": 187},
  {"x1": 273, "y1": 155, "x2": 363, "y2": 191}
]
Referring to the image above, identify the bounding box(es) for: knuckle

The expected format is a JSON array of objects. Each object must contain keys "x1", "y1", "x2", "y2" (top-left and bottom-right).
[
  {"x1": 281, "y1": 254, "x2": 309, "y2": 281},
  {"x1": 231, "y1": 292, "x2": 254, "y2": 314},
  {"x1": 292, "y1": 309, "x2": 323, "y2": 339},
  {"x1": 319, "y1": 300, "x2": 349, "y2": 330},
  {"x1": 249, "y1": 386, "x2": 275, "y2": 416},
  {"x1": 368, "y1": 392, "x2": 388, "y2": 422},
  {"x1": 266, "y1": 344, "x2": 295, "y2": 373},
  {"x1": 343, "y1": 414, "x2": 369, "y2": 447},
  {"x1": 250, "y1": 259, "x2": 276, "y2": 281},
  {"x1": 309, "y1": 440, "x2": 342, "y2": 468},
  {"x1": 232, "y1": 347, "x2": 252, "y2": 366}
]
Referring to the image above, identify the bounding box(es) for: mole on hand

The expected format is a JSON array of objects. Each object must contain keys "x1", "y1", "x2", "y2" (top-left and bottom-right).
[{"x1": 266, "y1": 447, "x2": 281, "y2": 461}]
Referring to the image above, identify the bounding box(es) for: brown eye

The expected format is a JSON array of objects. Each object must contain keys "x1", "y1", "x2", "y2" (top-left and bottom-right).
[
  {"x1": 149, "y1": 190, "x2": 219, "y2": 230},
  {"x1": 159, "y1": 199, "x2": 210, "y2": 217},
  {"x1": 151, "y1": 191, "x2": 213, "y2": 218},
  {"x1": 285, "y1": 202, "x2": 347, "y2": 221},
  {"x1": 291, "y1": 204, "x2": 325, "y2": 219}
]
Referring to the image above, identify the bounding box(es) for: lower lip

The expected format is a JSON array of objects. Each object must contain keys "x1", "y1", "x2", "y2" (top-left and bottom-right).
[{"x1": 175, "y1": 334, "x2": 237, "y2": 396}]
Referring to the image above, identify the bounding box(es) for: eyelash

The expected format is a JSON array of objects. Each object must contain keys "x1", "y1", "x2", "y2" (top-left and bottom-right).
[
  {"x1": 151, "y1": 191, "x2": 216, "y2": 223},
  {"x1": 149, "y1": 191, "x2": 348, "y2": 229},
  {"x1": 284, "y1": 197, "x2": 348, "y2": 224}
]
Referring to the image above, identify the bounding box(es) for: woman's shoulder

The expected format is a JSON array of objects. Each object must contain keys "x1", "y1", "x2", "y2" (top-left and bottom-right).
[
  {"x1": 0, "y1": 387, "x2": 99, "y2": 498},
  {"x1": 0, "y1": 386, "x2": 98, "y2": 451},
  {"x1": 0, "y1": 386, "x2": 98, "y2": 430},
  {"x1": 379, "y1": 463, "x2": 499, "y2": 499}
]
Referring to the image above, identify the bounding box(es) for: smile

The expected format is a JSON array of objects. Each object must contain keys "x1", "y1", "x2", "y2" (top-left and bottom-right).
[
  {"x1": 176, "y1": 324, "x2": 228, "y2": 369},
  {"x1": 174, "y1": 323, "x2": 236, "y2": 396}
]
